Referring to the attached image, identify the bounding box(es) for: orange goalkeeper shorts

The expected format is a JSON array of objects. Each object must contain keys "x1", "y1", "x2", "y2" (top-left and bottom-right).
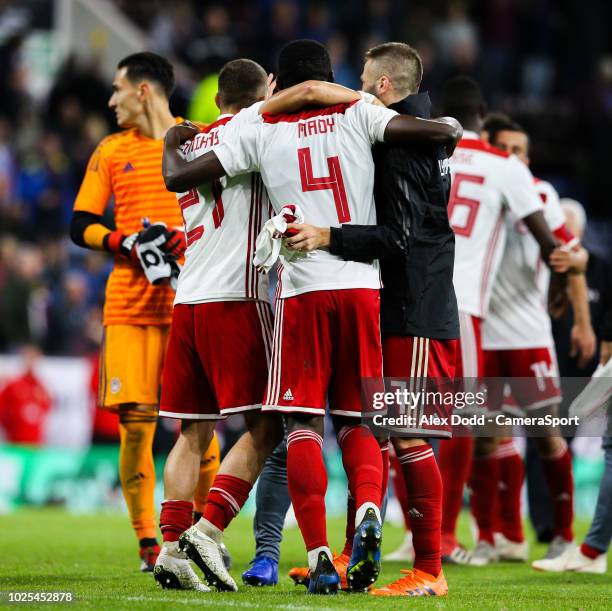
[{"x1": 99, "y1": 324, "x2": 170, "y2": 408}]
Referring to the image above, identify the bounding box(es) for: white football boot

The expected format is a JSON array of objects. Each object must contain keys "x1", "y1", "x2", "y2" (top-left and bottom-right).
[
  {"x1": 532, "y1": 537, "x2": 575, "y2": 571},
  {"x1": 179, "y1": 524, "x2": 238, "y2": 591},
  {"x1": 565, "y1": 547, "x2": 607, "y2": 574},
  {"x1": 532, "y1": 543, "x2": 607, "y2": 574},
  {"x1": 468, "y1": 540, "x2": 499, "y2": 566},
  {"x1": 494, "y1": 532, "x2": 529, "y2": 562},
  {"x1": 153, "y1": 541, "x2": 210, "y2": 591}
]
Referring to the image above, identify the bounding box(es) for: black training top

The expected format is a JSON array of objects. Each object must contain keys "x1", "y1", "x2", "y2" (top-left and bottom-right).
[{"x1": 329, "y1": 92, "x2": 459, "y2": 340}]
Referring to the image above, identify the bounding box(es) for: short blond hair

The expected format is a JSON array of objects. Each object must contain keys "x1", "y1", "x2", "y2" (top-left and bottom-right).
[{"x1": 364, "y1": 42, "x2": 423, "y2": 97}]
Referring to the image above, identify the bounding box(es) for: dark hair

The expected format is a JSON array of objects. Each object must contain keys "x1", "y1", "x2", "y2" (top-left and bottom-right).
[
  {"x1": 364, "y1": 42, "x2": 423, "y2": 96},
  {"x1": 277, "y1": 39, "x2": 333, "y2": 90},
  {"x1": 441, "y1": 75, "x2": 485, "y2": 124},
  {"x1": 117, "y1": 52, "x2": 175, "y2": 98},
  {"x1": 218, "y1": 59, "x2": 268, "y2": 109},
  {"x1": 483, "y1": 112, "x2": 526, "y2": 146}
]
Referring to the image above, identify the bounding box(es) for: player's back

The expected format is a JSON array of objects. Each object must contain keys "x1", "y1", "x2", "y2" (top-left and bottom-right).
[
  {"x1": 483, "y1": 178, "x2": 574, "y2": 349},
  {"x1": 215, "y1": 99, "x2": 397, "y2": 298},
  {"x1": 174, "y1": 115, "x2": 270, "y2": 304},
  {"x1": 449, "y1": 131, "x2": 541, "y2": 318}
]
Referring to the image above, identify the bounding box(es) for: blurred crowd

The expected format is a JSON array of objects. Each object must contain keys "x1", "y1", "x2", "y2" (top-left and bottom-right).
[{"x1": 0, "y1": 0, "x2": 611, "y2": 357}]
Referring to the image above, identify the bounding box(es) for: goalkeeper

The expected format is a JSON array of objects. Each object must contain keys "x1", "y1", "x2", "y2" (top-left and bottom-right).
[{"x1": 70, "y1": 52, "x2": 221, "y2": 572}]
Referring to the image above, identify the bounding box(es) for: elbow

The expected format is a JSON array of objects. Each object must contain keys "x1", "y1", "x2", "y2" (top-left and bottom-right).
[
  {"x1": 163, "y1": 171, "x2": 183, "y2": 193},
  {"x1": 69, "y1": 216, "x2": 82, "y2": 246},
  {"x1": 301, "y1": 81, "x2": 320, "y2": 105},
  {"x1": 70, "y1": 211, "x2": 99, "y2": 248},
  {"x1": 439, "y1": 117, "x2": 463, "y2": 144}
]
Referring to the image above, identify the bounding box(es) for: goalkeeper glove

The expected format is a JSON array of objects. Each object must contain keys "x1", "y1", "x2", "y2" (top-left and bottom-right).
[
  {"x1": 137, "y1": 222, "x2": 186, "y2": 259},
  {"x1": 105, "y1": 230, "x2": 140, "y2": 262},
  {"x1": 135, "y1": 223, "x2": 178, "y2": 286},
  {"x1": 162, "y1": 227, "x2": 186, "y2": 260}
]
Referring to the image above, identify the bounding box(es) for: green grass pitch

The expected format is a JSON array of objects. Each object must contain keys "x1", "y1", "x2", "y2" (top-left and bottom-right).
[{"x1": 1, "y1": 509, "x2": 610, "y2": 609}]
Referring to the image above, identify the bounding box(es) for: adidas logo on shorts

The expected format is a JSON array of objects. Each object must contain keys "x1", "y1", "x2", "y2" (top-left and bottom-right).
[{"x1": 283, "y1": 388, "x2": 294, "y2": 401}]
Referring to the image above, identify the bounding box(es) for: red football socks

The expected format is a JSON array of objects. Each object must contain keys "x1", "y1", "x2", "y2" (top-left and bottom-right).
[
  {"x1": 390, "y1": 451, "x2": 411, "y2": 531},
  {"x1": 380, "y1": 438, "x2": 390, "y2": 504},
  {"x1": 469, "y1": 452, "x2": 500, "y2": 545},
  {"x1": 341, "y1": 435, "x2": 389, "y2": 556},
  {"x1": 496, "y1": 440, "x2": 525, "y2": 542},
  {"x1": 396, "y1": 444, "x2": 442, "y2": 576},
  {"x1": 160, "y1": 499, "x2": 193, "y2": 543},
  {"x1": 580, "y1": 542, "x2": 603, "y2": 559},
  {"x1": 337, "y1": 425, "x2": 383, "y2": 509},
  {"x1": 541, "y1": 442, "x2": 574, "y2": 541},
  {"x1": 204, "y1": 474, "x2": 252, "y2": 531},
  {"x1": 287, "y1": 429, "x2": 328, "y2": 550},
  {"x1": 440, "y1": 436, "x2": 474, "y2": 541},
  {"x1": 342, "y1": 494, "x2": 356, "y2": 557}
]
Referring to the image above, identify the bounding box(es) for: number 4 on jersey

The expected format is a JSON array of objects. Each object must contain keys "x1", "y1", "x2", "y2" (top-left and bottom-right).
[{"x1": 298, "y1": 147, "x2": 351, "y2": 223}]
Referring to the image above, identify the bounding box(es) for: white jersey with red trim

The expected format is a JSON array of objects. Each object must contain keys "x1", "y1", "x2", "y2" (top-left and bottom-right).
[
  {"x1": 174, "y1": 114, "x2": 271, "y2": 305},
  {"x1": 213, "y1": 99, "x2": 397, "y2": 298},
  {"x1": 483, "y1": 179, "x2": 577, "y2": 349},
  {"x1": 449, "y1": 131, "x2": 543, "y2": 318}
]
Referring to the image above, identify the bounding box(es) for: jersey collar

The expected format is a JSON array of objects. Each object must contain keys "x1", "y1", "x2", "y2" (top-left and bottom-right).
[{"x1": 462, "y1": 130, "x2": 480, "y2": 140}]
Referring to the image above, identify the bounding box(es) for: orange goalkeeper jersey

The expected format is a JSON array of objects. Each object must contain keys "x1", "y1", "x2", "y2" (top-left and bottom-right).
[{"x1": 74, "y1": 125, "x2": 184, "y2": 326}]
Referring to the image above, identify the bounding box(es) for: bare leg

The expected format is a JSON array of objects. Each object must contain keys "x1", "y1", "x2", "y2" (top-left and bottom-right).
[
  {"x1": 164, "y1": 420, "x2": 215, "y2": 500},
  {"x1": 215, "y1": 411, "x2": 284, "y2": 484}
]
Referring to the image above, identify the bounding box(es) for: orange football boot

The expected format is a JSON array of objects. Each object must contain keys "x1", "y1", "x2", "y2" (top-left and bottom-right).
[
  {"x1": 289, "y1": 552, "x2": 351, "y2": 590},
  {"x1": 332, "y1": 552, "x2": 350, "y2": 590},
  {"x1": 370, "y1": 568, "x2": 448, "y2": 597},
  {"x1": 288, "y1": 565, "x2": 310, "y2": 587}
]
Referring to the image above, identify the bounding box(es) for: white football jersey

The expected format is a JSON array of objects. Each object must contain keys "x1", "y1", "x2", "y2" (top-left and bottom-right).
[
  {"x1": 213, "y1": 99, "x2": 397, "y2": 298},
  {"x1": 449, "y1": 131, "x2": 543, "y2": 318},
  {"x1": 174, "y1": 115, "x2": 271, "y2": 305},
  {"x1": 483, "y1": 179, "x2": 576, "y2": 349}
]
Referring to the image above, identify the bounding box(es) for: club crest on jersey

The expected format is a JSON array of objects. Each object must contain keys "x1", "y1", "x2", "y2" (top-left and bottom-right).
[
  {"x1": 110, "y1": 378, "x2": 121, "y2": 394},
  {"x1": 283, "y1": 388, "x2": 294, "y2": 401},
  {"x1": 298, "y1": 117, "x2": 335, "y2": 138},
  {"x1": 122, "y1": 161, "x2": 135, "y2": 172}
]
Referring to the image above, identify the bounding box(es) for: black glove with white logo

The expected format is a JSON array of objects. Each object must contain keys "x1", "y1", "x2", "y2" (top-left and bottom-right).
[{"x1": 135, "y1": 223, "x2": 181, "y2": 286}]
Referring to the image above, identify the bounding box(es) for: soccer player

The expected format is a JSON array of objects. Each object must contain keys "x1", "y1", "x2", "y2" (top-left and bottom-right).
[
  {"x1": 70, "y1": 52, "x2": 219, "y2": 571},
  {"x1": 436, "y1": 76, "x2": 576, "y2": 564},
  {"x1": 470, "y1": 115, "x2": 593, "y2": 566},
  {"x1": 153, "y1": 58, "x2": 278, "y2": 592},
  {"x1": 280, "y1": 42, "x2": 459, "y2": 597},
  {"x1": 533, "y1": 298, "x2": 612, "y2": 574},
  {"x1": 162, "y1": 39, "x2": 460, "y2": 594}
]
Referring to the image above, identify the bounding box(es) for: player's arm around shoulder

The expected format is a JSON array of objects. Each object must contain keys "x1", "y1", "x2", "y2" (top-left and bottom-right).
[
  {"x1": 383, "y1": 114, "x2": 462, "y2": 150},
  {"x1": 259, "y1": 80, "x2": 361, "y2": 115},
  {"x1": 163, "y1": 120, "x2": 225, "y2": 192}
]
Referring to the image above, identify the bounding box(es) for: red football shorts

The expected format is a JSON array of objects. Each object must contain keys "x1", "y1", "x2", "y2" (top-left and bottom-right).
[
  {"x1": 159, "y1": 301, "x2": 273, "y2": 420},
  {"x1": 263, "y1": 288, "x2": 383, "y2": 417},
  {"x1": 484, "y1": 345, "x2": 561, "y2": 413},
  {"x1": 383, "y1": 335, "x2": 458, "y2": 438}
]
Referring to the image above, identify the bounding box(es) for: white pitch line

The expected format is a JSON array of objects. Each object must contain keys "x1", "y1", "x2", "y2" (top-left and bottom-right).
[{"x1": 121, "y1": 596, "x2": 336, "y2": 611}]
